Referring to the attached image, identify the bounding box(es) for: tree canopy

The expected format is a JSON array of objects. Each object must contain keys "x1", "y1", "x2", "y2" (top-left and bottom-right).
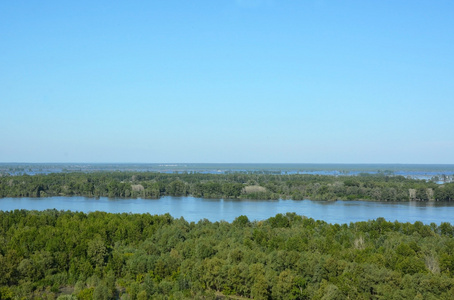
[
  {"x1": 1, "y1": 210, "x2": 454, "y2": 299},
  {"x1": 1, "y1": 172, "x2": 453, "y2": 201}
]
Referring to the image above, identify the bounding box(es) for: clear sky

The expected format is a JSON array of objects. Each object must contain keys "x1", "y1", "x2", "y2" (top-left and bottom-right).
[{"x1": 1, "y1": 1, "x2": 453, "y2": 163}]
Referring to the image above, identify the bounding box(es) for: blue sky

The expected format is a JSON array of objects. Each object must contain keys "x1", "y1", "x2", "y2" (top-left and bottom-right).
[{"x1": 1, "y1": 0, "x2": 453, "y2": 163}]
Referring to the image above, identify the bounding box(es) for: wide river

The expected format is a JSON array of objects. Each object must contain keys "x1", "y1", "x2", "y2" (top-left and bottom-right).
[{"x1": 1, "y1": 196, "x2": 454, "y2": 225}]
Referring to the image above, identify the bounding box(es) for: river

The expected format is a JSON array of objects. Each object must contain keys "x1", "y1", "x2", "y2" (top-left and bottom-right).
[{"x1": 1, "y1": 196, "x2": 454, "y2": 224}]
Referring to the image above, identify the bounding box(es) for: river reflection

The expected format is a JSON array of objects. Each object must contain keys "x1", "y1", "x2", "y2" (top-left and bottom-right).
[{"x1": 1, "y1": 196, "x2": 454, "y2": 224}]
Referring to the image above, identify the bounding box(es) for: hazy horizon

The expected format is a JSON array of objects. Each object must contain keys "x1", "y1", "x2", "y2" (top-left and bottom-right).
[{"x1": 2, "y1": 162, "x2": 454, "y2": 166}]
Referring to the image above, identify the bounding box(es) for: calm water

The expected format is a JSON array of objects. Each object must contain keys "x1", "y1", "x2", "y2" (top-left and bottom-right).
[
  {"x1": 2, "y1": 163, "x2": 454, "y2": 181},
  {"x1": 1, "y1": 196, "x2": 454, "y2": 225}
]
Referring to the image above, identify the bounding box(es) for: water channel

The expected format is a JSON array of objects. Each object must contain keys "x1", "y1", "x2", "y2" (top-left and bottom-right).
[{"x1": 2, "y1": 196, "x2": 454, "y2": 224}]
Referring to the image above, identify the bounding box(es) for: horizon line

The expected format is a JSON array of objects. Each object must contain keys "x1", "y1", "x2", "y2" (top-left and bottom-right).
[{"x1": 1, "y1": 162, "x2": 454, "y2": 165}]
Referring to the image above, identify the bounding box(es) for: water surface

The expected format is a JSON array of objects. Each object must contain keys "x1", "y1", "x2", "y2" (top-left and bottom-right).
[
  {"x1": 2, "y1": 196, "x2": 454, "y2": 224},
  {"x1": 2, "y1": 163, "x2": 454, "y2": 181}
]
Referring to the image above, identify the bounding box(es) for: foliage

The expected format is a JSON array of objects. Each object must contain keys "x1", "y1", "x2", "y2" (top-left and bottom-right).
[
  {"x1": 1, "y1": 210, "x2": 454, "y2": 298},
  {"x1": 1, "y1": 172, "x2": 453, "y2": 201}
]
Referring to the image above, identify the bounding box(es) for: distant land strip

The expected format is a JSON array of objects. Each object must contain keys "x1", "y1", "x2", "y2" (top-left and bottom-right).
[{"x1": 1, "y1": 172, "x2": 453, "y2": 201}]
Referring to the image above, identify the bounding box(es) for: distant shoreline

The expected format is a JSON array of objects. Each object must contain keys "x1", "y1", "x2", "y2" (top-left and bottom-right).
[{"x1": 1, "y1": 171, "x2": 453, "y2": 202}]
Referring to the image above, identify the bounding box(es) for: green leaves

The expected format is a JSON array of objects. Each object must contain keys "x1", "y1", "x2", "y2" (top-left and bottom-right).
[
  {"x1": 1, "y1": 210, "x2": 454, "y2": 298},
  {"x1": 2, "y1": 171, "x2": 453, "y2": 201}
]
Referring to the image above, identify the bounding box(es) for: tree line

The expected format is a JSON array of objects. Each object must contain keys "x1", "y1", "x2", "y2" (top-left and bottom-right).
[
  {"x1": 1, "y1": 210, "x2": 454, "y2": 299},
  {"x1": 1, "y1": 172, "x2": 454, "y2": 201}
]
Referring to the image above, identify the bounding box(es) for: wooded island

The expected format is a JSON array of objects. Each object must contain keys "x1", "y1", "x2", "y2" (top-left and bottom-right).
[{"x1": 1, "y1": 172, "x2": 453, "y2": 201}]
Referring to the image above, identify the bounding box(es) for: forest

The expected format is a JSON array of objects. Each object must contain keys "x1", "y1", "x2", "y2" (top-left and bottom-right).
[
  {"x1": 1, "y1": 172, "x2": 454, "y2": 201},
  {"x1": 1, "y1": 210, "x2": 454, "y2": 299}
]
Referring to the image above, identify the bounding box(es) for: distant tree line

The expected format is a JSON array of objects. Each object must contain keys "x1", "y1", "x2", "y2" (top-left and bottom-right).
[
  {"x1": 1, "y1": 210, "x2": 454, "y2": 299},
  {"x1": 1, "y1": 172, "x2": 454, "y2": 201}
]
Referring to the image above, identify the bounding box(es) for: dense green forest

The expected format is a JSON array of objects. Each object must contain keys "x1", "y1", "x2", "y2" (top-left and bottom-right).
[
  {"x1": 1, "y1": 210, "x2": 454, "y2": 299},
  {"x1": 1, "y1": 172, "x2": 454, "y2": 201}
]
